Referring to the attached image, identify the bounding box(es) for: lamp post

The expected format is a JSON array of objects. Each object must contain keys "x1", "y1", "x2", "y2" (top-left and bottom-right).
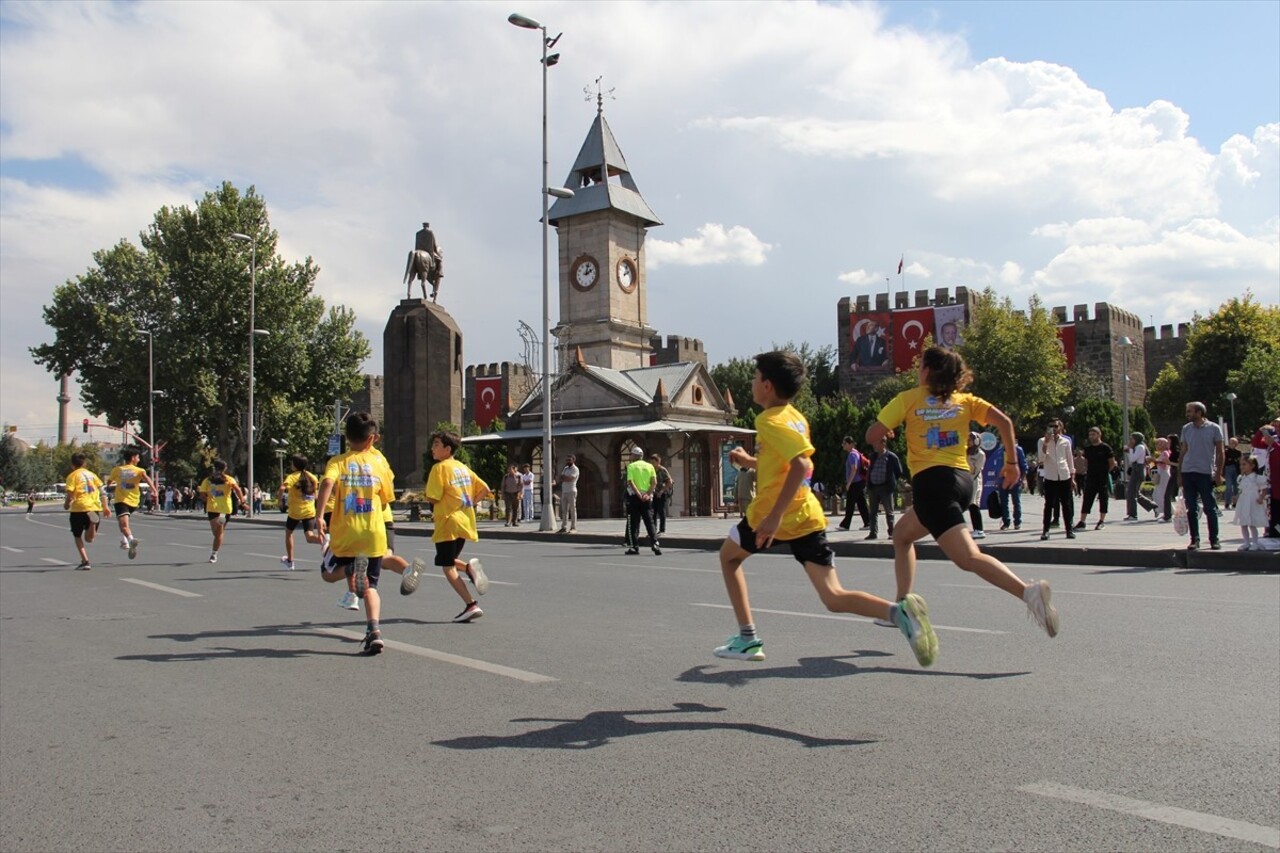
[
  {"x1": 1225, "y1": 392, "x2": 1237, "y2": 437},
  {"x1": 1118, "y1": 336, "x2": 1134, "y2": 448},
  {"x1": 230, "y1": 232, "x2": 258, "y2": 517},
  {"x1": 509, "y1": 11, "x2": 574, "y2": 533},
  {"x1": 136, "y1": 329, "x2": 156, "y2": 488}
]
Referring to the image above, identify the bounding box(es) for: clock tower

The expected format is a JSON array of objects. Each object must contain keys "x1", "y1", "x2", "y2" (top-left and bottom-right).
[{"x1": 548, "y1": 101, "x2": 661, "y2": 371}]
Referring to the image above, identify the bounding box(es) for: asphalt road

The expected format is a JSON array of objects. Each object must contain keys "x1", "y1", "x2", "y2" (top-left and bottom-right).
[{"x1": 2, "y1": 508, "x2": 1278, "y2": 852}]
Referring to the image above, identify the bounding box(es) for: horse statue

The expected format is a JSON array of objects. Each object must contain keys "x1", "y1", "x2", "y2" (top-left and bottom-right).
[{"x1": 404, "y1": 249, "x2": 442, "y2": 302}]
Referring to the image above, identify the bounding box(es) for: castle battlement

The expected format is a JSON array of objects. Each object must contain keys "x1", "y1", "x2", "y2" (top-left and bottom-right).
[
  {"x1": 465, "y1": 362, "x2": 533, "y2": 380},
  {"x1": 650, "y1": 334, "x2": 708, "y2": 368},
  {"x1": 1143, "y1": 323, "x2": 1192, "y2": 342},
  {"x1": 844, "y1": 286, "x2": 973, "y2": 316}
]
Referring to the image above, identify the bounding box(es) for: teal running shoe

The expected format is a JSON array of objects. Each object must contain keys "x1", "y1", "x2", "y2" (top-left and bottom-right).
[
  {"x1": 893, "y1": 593, "x2": 938, "y2": 667},
  {"x1": 714, "y1": 634, "x2": 766, "y2": 661}
]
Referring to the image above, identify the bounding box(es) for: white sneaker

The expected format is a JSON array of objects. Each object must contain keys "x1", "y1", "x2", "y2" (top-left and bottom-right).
[
  {"x1": 209, "y1": 552, "x2": 218, "y2": 564},
  {"x1": 1023, "y1": 579, "x2": 1059, "y2": 638},
  {"x1": 120, "y1": 540, "x2": 129, "y2": 550},
  {"x1": 337, "y1": 591, "x2": 360, "y2": 610},
  {"x1": 466, "y1": 558, "x2": 490, "y2": 595},
  {"x1": 972, "y1": 530, "x2": 987, "y2": 539},
  {"x1": 280, "y1": 556, "x2": 296, "y2": 570},
  {"x1": 1238, "y1": 543, "x2": 1253, "y2": 552}
]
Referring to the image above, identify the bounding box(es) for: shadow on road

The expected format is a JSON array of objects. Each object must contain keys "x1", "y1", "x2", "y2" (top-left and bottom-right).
[
  {"x1": 433, "y1": 702, "x2": 874, "y2": 750},
  {"x1": 675, "y1": 650, "x2": 1031, "y2": 688}
]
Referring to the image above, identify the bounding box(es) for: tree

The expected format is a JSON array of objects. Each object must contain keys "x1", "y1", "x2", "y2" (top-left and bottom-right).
[
  {"x1": 30, "y1": 182, "x2": 370, "y2": 484},
  {"x1": 1179, "y1": 294, "x2": 1280, "y2": 419},
  {"x1": 1063, "y1": 364, "x2": 1111, "y2": 408},
  {"x1": 1225, "y1": 344, "x2": 1280, "y2": 437},
  {"x1": 958, "y1": 289, "x2": 1068, "y2": 430},
  {"x1": 709, "y1": 357, "x2": 756, "y2": 429},
  {"x1": 1145, "y1": 362, "x2": 1189, "y2": 436}
]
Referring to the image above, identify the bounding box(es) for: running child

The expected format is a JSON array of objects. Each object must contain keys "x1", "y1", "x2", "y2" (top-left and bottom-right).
[
  {"x1": 713, "y1": 351, "x2": 938, "y2": 666},
  {"x1": 199, "y1": 459, "x2": 246, "y2": 564},
  {"x1": 279, "y1": 454, "x2": 323, "y2": 570},
  {"x1": 64, "y1": 453, "x2": 110, "y2": 570},
  {"x1": 419, "y1": 430, "x2": 492, "y2": 623},
  {"x1": 866, "y1": 345, "x2": 1060, "y2": 638},
  {"x1": 315, "y1": 412, "x2": 396, "y2": 654},
  {"x1": 106, "y1": 446, "x2": 156, "y2": 560}
]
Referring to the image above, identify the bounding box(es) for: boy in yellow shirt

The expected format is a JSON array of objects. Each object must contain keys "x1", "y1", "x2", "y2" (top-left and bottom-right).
[
  {"x1": 420, "y1": 430, "x2": 492, "y2": 622},
  {"x1": 106, "y1": 446, "x2": 156, "y2": 560},
  {"x1": 315, "y1": 412, "x2": 395, "y2": 653},
  {"x1": 713, "y1": 351, "x2": 938, "y2": 666},
  {"x1": 64, "y1": 452, "x2": 110, "y2": 570}
]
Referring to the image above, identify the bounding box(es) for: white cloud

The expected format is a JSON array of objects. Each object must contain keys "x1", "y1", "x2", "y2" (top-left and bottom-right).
[
  {"x1": 647, "y1": 224, "x2": 772, "y2": 269},
  {"x1": 838, "y1": 269, "x2": 879, "y2": 285}
]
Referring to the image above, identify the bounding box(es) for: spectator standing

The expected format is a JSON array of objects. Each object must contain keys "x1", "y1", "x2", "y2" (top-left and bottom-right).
[
  {"x1": 733, "y1": 464, "x2": 756, "y2": 518},
  {"x1": 1267, "y1": 428, "x2": 1280, "y2": 539},
  {"x1": 1151, "y1": 438, "x2": 1173, "y2": 523},
  {"x1": 1179, "y1": 401, "x2": 1225, "y2": 550},
  {"x1": 558, "y1": 455, "x2": 579, "y2": 534},
  {"x1": 501, "y1": 465, "x2": 522, "y2": 527},
  {"x1": 623, "y1": 446, "x2": 660, "y2": 556},
  {"x1": 519, "y1": 464, "x2": 535, "y2": 522},
  {"x1": 1123, "y1": 433, "x2": 1151, "y2": 520},
  {"x1": 966, "y1": 432, "x2": 987, "y2": 539},
  {"x1": 1233, "y1": 455, "x2": 1267, "y2": 550},
  {"x1": 836, "y1": 436, "x2": 870, "y2": 531},
  {"x1": 651, "y1": 453, "x2": 674, "y2": 535},
  {"x1": 865, "y1": 432, "x2": 903, "y2": 540},
  {"x1": 1039, "y1": 419, "x2": 1076, "y2": 540},
  {"x1": 990, "y1": 443, "x2": 1026, "y2": 531},
  {"x1": 1223, "y1": 436, "x2": 1242, "y2": 509},
  {"x1": 1161, "y1": 434, "x2": 1182, "y2": 521},
  {"x1": 1075, "y1": 427, "x2": 1116, "y2": 530}
]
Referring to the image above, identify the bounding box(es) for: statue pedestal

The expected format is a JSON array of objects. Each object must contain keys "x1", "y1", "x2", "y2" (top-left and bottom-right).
[{"x1": 383, "y1": 299, "x2": 463, "y2": 489}]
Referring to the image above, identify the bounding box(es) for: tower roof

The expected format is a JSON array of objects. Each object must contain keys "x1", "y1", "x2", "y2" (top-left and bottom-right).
[{"x1": 547, "y1": 110, "x2": 661, "y2": 227}]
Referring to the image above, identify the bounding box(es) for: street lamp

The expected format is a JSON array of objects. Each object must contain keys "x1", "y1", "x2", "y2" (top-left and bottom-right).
[
  {"x1": 1225, "y1": 392, "x2": 1237, "y2": 436},
  {"x1": 136, "y1": 329, "x2": 156, "y2": 488},
  {"x1": 230, "y1": 232, "x2": 258, "y2": 517},
  {"x1": 1117, "y1": 336, "x2": 1134, "y2": 448},
  {"x1": 509, "y1": 11, "x2": 574, "y2": 532}
]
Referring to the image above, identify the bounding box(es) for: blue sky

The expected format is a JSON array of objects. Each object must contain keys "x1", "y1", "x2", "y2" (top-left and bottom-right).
[{"x1": 1, "y1": 0, "x2": 1276, "y2": 445}]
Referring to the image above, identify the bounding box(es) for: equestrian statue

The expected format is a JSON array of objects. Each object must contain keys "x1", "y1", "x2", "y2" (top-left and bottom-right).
[{"x1": 405, "y1": 221, "x2": 444, "y2": 302}]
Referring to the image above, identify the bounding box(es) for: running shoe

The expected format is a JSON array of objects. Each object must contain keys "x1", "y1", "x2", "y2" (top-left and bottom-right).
[
  {"x1": 128, "y1": 538, "x2": 139, "y2": 560},
  {"x1": 352, "y1": 557, "x2": 369, "y2": 598},
  {"x1": 466, "y1": 558, "x2": 489, "y2": 595},
  {"x1": 713, "y1": 634, "x2": 766, "y2": 661},
  {"x1": 400, "y1": 557, "x2": 426, "y2": 596},
  {"x1": 1023, "y1": 579, "x2": 1060, "y2": 638},
  {"x1": 453, "y1": 602, "x2": 483, "y2": 623},
  {"x1": 338, "y1": 591, "x2": 360, "y2": 610},
  {"x1": 872, "y1": 617, "x2": 895, "y2": 627},
  {"x1": 362, "y1": 630, "x2": 384, "y2": 655},
  {"x1": 892, "y1": 593, "x2": 938, "y2": 667},
  {"x1": 972, "y1": 530, "x2": 987, "y2": 539},
  {"x1": 625, "y1": 548, "x2": 640, "y2": 555},
  {"x1": 652, "y1": 544, "x2": 663, "y2": 556},
  {"x1": 209, "y1": 552, "x2": 218, "y2": 564},
  {"x1": 75, "y1": 560, "x2": 91, "y2": 571},
  {"x1": 120, "y1": 541, "x2": 129, "y2": 550},
  {"x1": 279, "y1": 556, "x2": 295, "y2": 571}
]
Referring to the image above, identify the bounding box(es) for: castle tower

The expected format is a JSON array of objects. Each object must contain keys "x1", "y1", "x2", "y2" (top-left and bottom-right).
[{"x1": 547, "y1": 97, "x2": 662, "y2": 371}]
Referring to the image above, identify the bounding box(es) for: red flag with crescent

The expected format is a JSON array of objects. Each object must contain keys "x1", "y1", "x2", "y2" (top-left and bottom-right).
[
  {"x1": 474, "y1": 377, "x2": 503, "y2": 429},
  {"x1": 897, "y1": 256, "x2": 904, "y2": 275},
  {"x1": 1057, "y1": 324, "x2": 1076, "y2": 369},
  {"x1": 892, "y1": 307, "x2": 934, "y2": 373}
]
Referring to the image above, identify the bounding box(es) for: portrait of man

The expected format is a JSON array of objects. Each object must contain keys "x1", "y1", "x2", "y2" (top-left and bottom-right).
[{"x1": 852, "y1": 315, "x2": 889, "y2": 370}]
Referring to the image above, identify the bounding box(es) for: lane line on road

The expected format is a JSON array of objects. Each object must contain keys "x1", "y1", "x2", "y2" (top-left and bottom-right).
[
  {"x1": 168, "y1": 543, "x2": 207, "y2": 550},
  {"x1": 939, "y1": 583, "x2": 1273, "y2": 606},
  {"x1": 691, "y1": 603, "x2": 1007, "y2": 634},
  {"x1": 1020, "y1": 781, "x2": 1280, "y2": 848},
  {"x1": 3, "y1": 546, "x2": 24, "y2": 553},
  {"x1": 40, "y1": 557, "x2": 68, "y2": 565},
  {"x1": 246, "y1": 553, "x2": 285, "y2": 560},
  {"x1": 600, "y1": 561, "x2": 719, "y2": 573},
  {"x1": 120, "y1": 578, "x2": 203, "y2": 598},
  {"x1": 315, "y1": 628, "x2": 555, "y2": 682}
]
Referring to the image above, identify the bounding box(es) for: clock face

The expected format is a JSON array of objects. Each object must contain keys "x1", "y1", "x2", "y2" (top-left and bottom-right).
[
  {"x1": 617, "y1": 258, "x2": 637, "y2": 293},
  {"x1": 571, "y1": 255, "x2": 599, "y2": 290}
]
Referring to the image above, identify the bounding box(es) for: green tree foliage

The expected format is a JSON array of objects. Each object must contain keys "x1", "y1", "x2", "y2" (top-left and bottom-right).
[
  {"x1": 30, "y1": 182, "x2": 370, "y2": 484},
  {"x1": 1145, "y1": 362, "x2": 1189, "y2": 435},
  {"x1": 1062, "y1": 398, "x2": 1123, "y2": 452},
  {"x1": 1180, "y1": 295, "x2": 1280, "y2": 420},
  {"x1": 1063, "y1": 364, "x2": 1111, "y2": 407},
  {"x1": 710, "y1": 341, "x2": 839, "y2": 430},
  {"x1": 709, "y1": 357, "x2": 756, "y2": 429},
  {"x1": 807, "y1": 396, "x2": 863, "y2": 487},
  {"x1": 958, "y1": 289, "x2": 1068, "y2": 429},
  {"x1": 1225, "y1": 338, "x2": 1280, "y2": 436}
]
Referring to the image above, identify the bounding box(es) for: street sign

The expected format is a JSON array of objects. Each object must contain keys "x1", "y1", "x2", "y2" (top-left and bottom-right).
[{"x1": 327, "y1": 433, "x2": 341, "y2": 456}]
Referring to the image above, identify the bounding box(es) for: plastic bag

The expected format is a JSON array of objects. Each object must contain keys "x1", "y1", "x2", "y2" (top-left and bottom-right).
[{"x1": 1172, "y1": 496, "x2": 1188, "y2": 536}]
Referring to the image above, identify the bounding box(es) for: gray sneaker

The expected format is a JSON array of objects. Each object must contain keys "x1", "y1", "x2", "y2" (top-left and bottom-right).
[
  {"x1": 1023, "y1": 579, "x2": 1060, "y2": 638},
  {"x1": 466, "y1": 558, "x2": 489, "y2": 595},
  {"x1": 400, "y1": 557, "x2": 426, "y2": 596}
]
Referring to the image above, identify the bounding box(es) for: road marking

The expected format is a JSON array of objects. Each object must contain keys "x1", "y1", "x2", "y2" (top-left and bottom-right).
[
  {"x1": 246, "y1": 553, "x2": 284, "y2": 560},
  {"x1": 41, "y1": 557, "x2": 68, "y2": 565},
  {"x1": 939, "y1": 583, "x2": 1272, "y2": 606},
  {"x1": 691, "y1": 603, "x2": 1007, "y2": 634},
  {"x1": 3, "y1": 546, "x2": 24, "y2": 553},
  {"x1": 1020, "y1": 781, "x2": 1280, "y2": 848},
  {"x1": 315, "y1": 628, "x2": 555, "y2": 682},
  {"x1": 168, "y1": 542, "x2": 207, "y2": 550},
  {"x1": 600, "y1": 561, "x2": 720, "y2": 574},
  {"x1": 120, "y1": 578, "x2": 202, "y2": 598}
]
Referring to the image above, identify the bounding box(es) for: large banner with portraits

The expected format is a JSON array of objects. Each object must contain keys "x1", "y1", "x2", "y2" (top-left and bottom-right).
[
  {"x1": 892, "y1": 307, "x2": 934, "y2": 373},
  {"x1": 850, "y1": 311, "x2": 891, "y2": 373},
  {"x1": 933, "y1": 303, "x2": 966, "y2": 351}
]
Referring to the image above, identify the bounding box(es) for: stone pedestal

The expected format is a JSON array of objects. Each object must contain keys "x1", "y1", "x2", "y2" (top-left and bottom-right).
[{"x1": 383, "y1": 299, "x2": 462, "y2": 489}]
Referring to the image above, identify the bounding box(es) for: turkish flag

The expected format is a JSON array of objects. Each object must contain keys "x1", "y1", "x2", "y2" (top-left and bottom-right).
[
  {"x1": 474, "y1": 377, "x2": 503, "y2": 429},
  {"x1": 897, "y1": 256, "x2": 904, "y2": 275},
  {"x1": 892, "y1": 307, "x2": 934, "y2": 373},
  {"x1": 1057, "y1": 324, "x2": 1076, "y2": 369}
]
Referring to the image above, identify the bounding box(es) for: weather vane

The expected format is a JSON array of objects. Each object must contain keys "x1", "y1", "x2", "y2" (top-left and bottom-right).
[{"x1": 584, "y1": 76, "x2": 615, "y2": 115}]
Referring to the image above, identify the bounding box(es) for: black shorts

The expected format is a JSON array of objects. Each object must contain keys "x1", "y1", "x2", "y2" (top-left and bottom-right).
[
  {"x1": 69, "y1": 512, "x2": 101, "y2": 538},
  {"x1": 333, "y1": 556, "x2": 383, "y2": 591},
  {"x1": 910, "y1": 466, "x2": 973, "y2": 539},
  {"x1": 285, "y1": 516, "x2": 317, "y2": 533},
  {"x1": 113, "y1": 502, "x2": 136, "y2": 517},
  {"x1": 434, "y1": 539, "x2": 466, "y2": 567},
  {"x1": 207, "y1": 512, "x2": 230, "y2": 523},
  {"x1": 728, "y1": 518, "x2": 834, "y2": 567}
]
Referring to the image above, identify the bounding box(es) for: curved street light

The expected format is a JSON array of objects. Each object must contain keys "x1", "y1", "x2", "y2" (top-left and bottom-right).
[{"x1": 229, "y1": 232, "x2": 258, "y2": 516}]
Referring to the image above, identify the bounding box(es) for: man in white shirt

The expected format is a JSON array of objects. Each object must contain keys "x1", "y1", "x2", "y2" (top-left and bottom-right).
[
  {"x1": 1123, "y1": 432, "x2": 1151, "y2": 520},
  {"x1": 558, "y1": 455, "x2": 580, "y2": 534},
  {"x1": 1038, "y1": 419, "x2": 1075, "y2": 540}
]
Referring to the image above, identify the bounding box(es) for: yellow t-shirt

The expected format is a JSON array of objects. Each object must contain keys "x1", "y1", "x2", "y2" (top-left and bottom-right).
[
  {"x1": 371, "y1": 447, "x2": 395, "y2": 526},
  {"x1": 200, "y1": 475, "x2": 241, "y2": 515},
  {"x1": 425, "y1": 458, "x2": 489, "y2": 543},
  {"x1": 282, "y1": 471, "x2": 318, "y2": 520},
  {"x1": 747, "y1": 404, "x2": 826, "y2": 539},
  {"x1": 876, "y1": 386, "x2": 992, "y2": 475},
  {"x1": 107, "y1": 464, "x2": 146, "y2": 508},
  {"x1": 323, "y1": 449, "x2": 394, "y2": 558},
  {"x1": 65, "y1": 468, "x2": 105, "y2": 513}
]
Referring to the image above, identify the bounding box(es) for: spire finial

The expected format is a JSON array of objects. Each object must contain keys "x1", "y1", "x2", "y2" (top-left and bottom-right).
[{"x1": 584, "y1": 75, "x2": 615, "y2": 116}]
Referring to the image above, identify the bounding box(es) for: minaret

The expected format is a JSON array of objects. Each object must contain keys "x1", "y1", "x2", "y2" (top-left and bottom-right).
[
  {"x1": 56, "y1": 374, "x2": 71, "y2": 445},
  {"x1": 547, "y1": 84, "x2": 662, "y2": 371}
]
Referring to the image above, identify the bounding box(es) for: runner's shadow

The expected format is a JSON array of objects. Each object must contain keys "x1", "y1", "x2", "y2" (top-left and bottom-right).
[
  {"x1": 433, "y1": 702, "x2": 874, "y2": 751},
  {"x1": 676, "y1": 650, "x2": 1030, "y2": 688},
  {"x1": 117, "y1": 645, "x2": 352, "y2": 661}
]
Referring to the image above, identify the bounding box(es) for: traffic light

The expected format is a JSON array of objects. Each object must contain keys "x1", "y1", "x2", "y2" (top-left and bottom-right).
[{"x1": 82, "y1": 418, "x2": 89, "y2": 434}]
